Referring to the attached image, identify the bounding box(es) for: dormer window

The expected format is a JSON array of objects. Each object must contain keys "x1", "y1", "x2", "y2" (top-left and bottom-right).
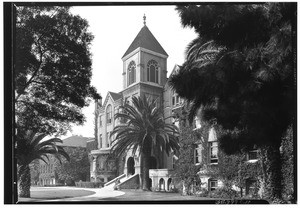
[
  {"x1": 127, "y1": 61, "x2": 136, "y2": 86},
  {"x1": 147, "y1": 60, "x2": 159, "y2": 83}
]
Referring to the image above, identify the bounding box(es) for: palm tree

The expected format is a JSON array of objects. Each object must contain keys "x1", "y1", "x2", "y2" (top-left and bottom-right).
[
  {"x1": 110, "y1": 95, "x2": 180, "y2": 190},
  {"x1": 16, "y1": 130, "x2": 70, "y2": 198}
]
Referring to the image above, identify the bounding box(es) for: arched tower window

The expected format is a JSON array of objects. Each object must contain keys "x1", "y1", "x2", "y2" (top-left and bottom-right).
[
  {"x1": 106, "y1": 105, "x2": 112, "y2": 124},
  {"x1": 147, "y1": 60, "x2": 159, "y2": 84},
  {"x1": 127, "y1": 61, "x2": 136, "y2": 86}
]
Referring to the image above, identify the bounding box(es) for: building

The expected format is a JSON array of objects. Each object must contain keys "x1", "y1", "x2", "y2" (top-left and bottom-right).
[
  {"x1": 90, "y1": 16, "x2": 180, "y2": 190},
  {"x1": 38, "y1": 135, "x2": 91, "y2": 186},
  {"x1": 90, "y1": 16, "x2": 260, "y2": 194}
]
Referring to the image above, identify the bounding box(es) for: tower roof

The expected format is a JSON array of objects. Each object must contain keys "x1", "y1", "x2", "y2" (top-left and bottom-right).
[{"x1": 122, "y1": 25, "x2": 168, "y2": 58}]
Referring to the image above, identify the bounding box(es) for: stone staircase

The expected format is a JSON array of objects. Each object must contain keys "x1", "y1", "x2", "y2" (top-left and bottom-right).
[{"x1": 103, "y1": 174, "x2": 139, "y2": 190}]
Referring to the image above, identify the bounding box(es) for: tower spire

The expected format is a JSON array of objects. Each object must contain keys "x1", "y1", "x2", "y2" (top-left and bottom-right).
[{"x1": 143, "y1": 14, "x2": 146, "y2": 25}]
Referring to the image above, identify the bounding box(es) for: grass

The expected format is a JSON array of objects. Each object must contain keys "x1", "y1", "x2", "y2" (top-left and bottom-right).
[{"x1": 19, "y1": 187, "x2": 95, "y2": 201}]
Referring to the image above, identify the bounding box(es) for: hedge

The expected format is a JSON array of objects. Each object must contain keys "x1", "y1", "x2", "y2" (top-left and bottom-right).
[{"x1": 75, "y1": 181, "x2": 105, "y2": 188}]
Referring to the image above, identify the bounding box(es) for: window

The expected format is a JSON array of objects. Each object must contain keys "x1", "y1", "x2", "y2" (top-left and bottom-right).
[
  {"x1": 209, "y1": 179, "x2": 218, "y2": 191},
  {"x1": 106, "y1": 105, "x2": 112, "y2": 124},
  {"x1": 99, "y1": 116, "x2": 102, "y2": 127},
  {"x1": 127, "y1": 61, "x2": 136, "y2": 86},
  {"x1": 147, "y1": 60, "x2": 159, "y2": 83},
  {"x1": 99, "y1": 134, "x2": 102, "y2": 148},
  {"x1": 209, "y1": 142, "x2": 218, "y2": 164},
  {"x1": 247, "y1": 149, "x2": 258, "y2": 161},
  {"x1": 106, "y1": 132, "x2": 110, "y2": 147},
  {"x1": 193, "y1": 116, "x2": 201, "y2": 130},
  {"x1": 194, "y1": 144, "x2": 202, "y2": 165},
  {"x1": 172, "y1": 91, "x2": 182, "y2": 107},
  {"x1": 246, "y1": 179, "x2": 257, "y2": 195}
]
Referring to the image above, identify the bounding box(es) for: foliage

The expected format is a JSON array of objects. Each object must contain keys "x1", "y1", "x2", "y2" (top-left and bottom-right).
[
  {"x1": 29, "y1": 159, "x2": 40, "y2": 185},
  {"x1": 210, "y1": 187, "x2": 239, "y2": 199},
  {"x1": 55, "y1": 146, "x2": 90, "y2": 185},
  {"x1": 15, "y1": 6, "x2": 100, "y2": 135},
  {"x1": 174, "y1": 126, "x2": 201, "y2": 181},
  {"x1": 75, "y1": 181, "x2": 104, "y2": 188},
  {"x1": 16, "y1": 130, "x2": 69, "y2": 197},
  {"x1": 16, "y1": 130, "x2": 70, "y2": 167},
  {"x1": 281, "y1": 126, "x2": 294, "y2": 203},
  {"x1": 110, "y1": 95, "x2": 180, "y2": 190},
  {"x1": 170, "y1": 3, "x2": 295, "y2": 199}
]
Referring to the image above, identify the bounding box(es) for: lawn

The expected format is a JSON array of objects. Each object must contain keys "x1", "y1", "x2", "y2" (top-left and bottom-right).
[{"x1": 20, "y1": 187, "x2": 95, "y2": 201}]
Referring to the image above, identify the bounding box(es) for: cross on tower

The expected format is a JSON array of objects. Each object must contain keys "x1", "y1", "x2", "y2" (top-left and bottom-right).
[{"x1": 143, "y1": 14, "x2": 146, "y2": 25}]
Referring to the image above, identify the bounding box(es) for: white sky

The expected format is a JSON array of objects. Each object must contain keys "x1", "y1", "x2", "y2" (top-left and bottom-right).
[{"x1": 63, "y1": 5, "x2": 197, "y2": 139}]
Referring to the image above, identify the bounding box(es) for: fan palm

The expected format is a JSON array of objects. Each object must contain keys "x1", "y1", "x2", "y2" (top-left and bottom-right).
[
  {"x1": 110, "y1": 95, "x2": 180, "y2": 190},
  {"x1": 16, "y1": 130, "x2": 70, "y2": 198}
]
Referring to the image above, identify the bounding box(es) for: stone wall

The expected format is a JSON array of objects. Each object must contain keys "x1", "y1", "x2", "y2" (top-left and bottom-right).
[{"x1": 119, "y1": 174, "x2": 140, "y2": 189}]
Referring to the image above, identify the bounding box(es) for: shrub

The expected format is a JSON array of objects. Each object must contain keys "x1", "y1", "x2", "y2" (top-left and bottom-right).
[
  {"x1": 210, "y1": 187, "x2": 239, "y2": 199},
  {"x1": 196, "y1": 188, "x2": 209, "y2": 197},
  {"x1": 75, "y1": 181, "x2": 104, "y2": 188}
]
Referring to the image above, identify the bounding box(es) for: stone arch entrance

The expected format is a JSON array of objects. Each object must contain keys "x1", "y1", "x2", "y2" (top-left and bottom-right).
[
  {"x1": 149, "y1": 178, "x2": 152, "y2": 189},
  {"x1": 159, "y1": 178, "x2": 165, "y2": 191},
  {"x1": 127, "y1": 157, "x2": 135, "y2": 175},
  {"x1": 167, "y1": 178, "x2": 172, "y2": 191},
  {"x1": 149, "y1": 156, "x2": 157, "y2": 169}
]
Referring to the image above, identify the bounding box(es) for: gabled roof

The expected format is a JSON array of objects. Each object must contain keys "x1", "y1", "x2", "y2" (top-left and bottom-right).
[
  {"x1": 59, "y1": 135, "x2": 91, "y2": 148},
  {"x1": 109, "y1": 91, "x2": 122, "y2": 101},
  {"x1": 122, "y1": 25, "x2": 168, "y2": 58}
]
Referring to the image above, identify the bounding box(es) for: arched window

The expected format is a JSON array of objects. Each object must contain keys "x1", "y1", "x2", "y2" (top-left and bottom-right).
[
  {"x1": 106, "y1": 105, "x2": 112, "y2": 124},
  {"x1": 147, "y1": 60, "x2": 159, "y2": 83},
  {"x1": 127, "y1": 61, "x2": 136, "y2": 86}
]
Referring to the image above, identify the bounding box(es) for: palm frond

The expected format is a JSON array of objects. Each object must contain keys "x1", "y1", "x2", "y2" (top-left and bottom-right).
[{"x1": 110, "y1": 95, "x2": 180, "y2": 159}]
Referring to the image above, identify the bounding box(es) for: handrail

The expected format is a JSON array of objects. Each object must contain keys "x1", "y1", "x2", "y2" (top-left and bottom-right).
[{"x1": 104, "y1": 173, "x2": 126, "y2": 186}]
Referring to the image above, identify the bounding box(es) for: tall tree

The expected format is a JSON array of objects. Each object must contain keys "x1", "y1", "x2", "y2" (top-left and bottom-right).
[
  {"x1": 110, "y1": 95, "x2": 180, "y2": 190},
  {"x1": 170, "y1": 3, "x2": 295, "y2": 200},
  {"x1": 16, "y1": 131, "x2": 69, "y2": 198},
  {"x1": 15, "y1": 6, "x2": 100, "y2": 135},
  {"x1": 55, "y1": 146, "x2": 90, "y2": 185}
]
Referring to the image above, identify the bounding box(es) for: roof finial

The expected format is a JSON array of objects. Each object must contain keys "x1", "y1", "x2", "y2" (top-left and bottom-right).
[{"x1": 143, "y1": 14, "x2": 146, "y2": 25}]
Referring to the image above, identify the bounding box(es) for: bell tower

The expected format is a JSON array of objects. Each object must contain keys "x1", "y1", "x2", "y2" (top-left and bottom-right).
[{"x1": 121, "y1": 15, "x2": 168, "y2": 105}]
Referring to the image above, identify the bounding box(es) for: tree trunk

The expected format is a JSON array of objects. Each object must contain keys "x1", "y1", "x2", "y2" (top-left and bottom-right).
[
  {"x1": 141, "y1": 147, "x2": 151, "y2": 191},
  {"x1": 18, "y1": 164, "x2": 31, "y2": 198},
  {"x1": 262, "y1": 144, "x2": 283, "y2": 200}
]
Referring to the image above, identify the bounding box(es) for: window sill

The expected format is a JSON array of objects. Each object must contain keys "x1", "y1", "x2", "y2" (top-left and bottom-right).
[
  {"x1": 246, "y1": 159, "x2": 258, "y2": 163},
  {"x1": 209, "y1": 163, "x2": 218, "y2": 165}
]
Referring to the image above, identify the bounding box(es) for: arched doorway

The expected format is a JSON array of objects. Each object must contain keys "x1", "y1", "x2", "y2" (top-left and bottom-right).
[
  {"x1": 167, "y1": 178, "x2": 172, "y2": 191},
  {"x1": 149, "y1": 156, "x2": 157, "y2": 169},
  {"x1": 149, "y1": 178, "x2": 152, "y2": 189},
  {"x1": 159, "y1": 178, "x2": 165, "y2": 191},
  {"x1": 127, "y1": 157, "x2": 135, "y2": 175}
]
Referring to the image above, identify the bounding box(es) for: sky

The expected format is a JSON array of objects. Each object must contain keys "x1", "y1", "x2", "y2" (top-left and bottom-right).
[{"x1": 63, "y1": 5, "x2": 197, "y2": 139}]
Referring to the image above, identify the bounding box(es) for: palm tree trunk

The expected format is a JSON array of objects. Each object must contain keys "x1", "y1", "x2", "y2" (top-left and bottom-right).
[
  {"x1": 18, "y1": 164, "x2": 31, "y2": 198},
  {"x1": 141, "y1": 145, "x2": 151, "y2": 191}
]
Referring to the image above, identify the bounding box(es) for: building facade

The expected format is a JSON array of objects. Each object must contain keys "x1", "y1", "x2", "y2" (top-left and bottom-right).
[
  {"x1": 90, "y1": 18, "x2": 179, "y2": 190},
  {"x1": 38, "y1": 135, "x2": 91, "y2": 186}
]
